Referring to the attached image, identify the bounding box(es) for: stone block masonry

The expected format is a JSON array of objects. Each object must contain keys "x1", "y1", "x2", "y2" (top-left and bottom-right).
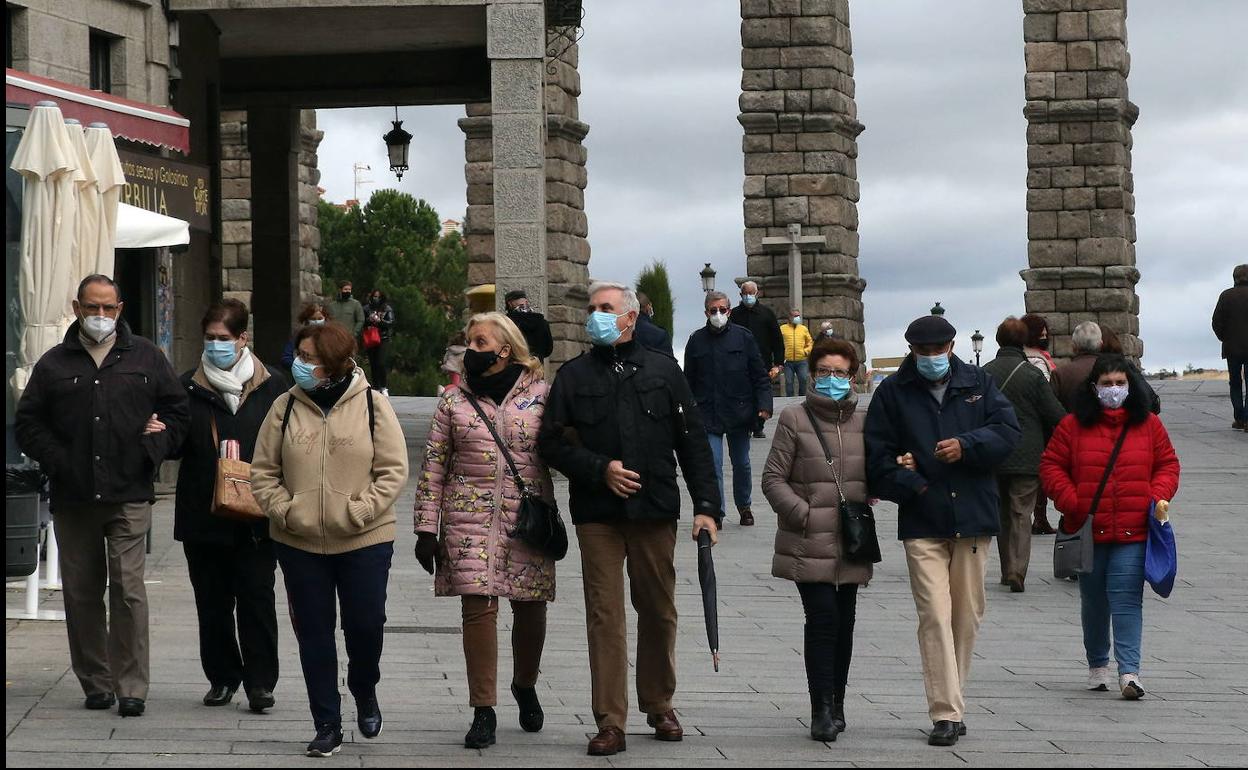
[
  {"x1": 739, "y1": 0, "x2": 867, "y2": 356},
  {"x1": 1020, "y1": 0, "x2": 1141, "y2": 359}
]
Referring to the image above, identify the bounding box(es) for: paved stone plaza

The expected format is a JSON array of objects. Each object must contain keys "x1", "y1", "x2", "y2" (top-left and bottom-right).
[{"x1": 6, "y1": 380, "x2": 1245, "y2": 767}]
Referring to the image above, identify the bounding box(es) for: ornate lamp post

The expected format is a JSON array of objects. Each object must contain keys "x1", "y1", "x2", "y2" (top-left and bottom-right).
[
  {"x1": 930, "y1": 301, "x2": 945, "y2": 316},
  {"x1": 971, "y1": 329, "x2": 985, "y2": 366},
  {"x1": 382, "y1": 106, "x2": 412, "y2": 181},
  {"x1": 700, "y1": 262, "x2": 717, "y2": 293}
]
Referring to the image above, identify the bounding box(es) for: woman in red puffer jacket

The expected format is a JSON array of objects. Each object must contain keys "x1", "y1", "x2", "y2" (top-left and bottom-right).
[{"x1": 1041, "y1": 354, "x2": 1180, "y2": 702}]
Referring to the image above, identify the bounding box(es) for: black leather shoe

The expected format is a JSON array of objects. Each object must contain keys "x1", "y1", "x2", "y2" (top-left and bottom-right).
[
  {"x1": 246, "y1": 688, "x2": 275, "y2": 712},
  {"x1": 464, "y1": 706, "x2": 496, "y2": 749},
  {"x1": 809, "y1": 692, "x2": 840, "y2": 742},
  {"x1": 203, "y1": 684, "x2": 237, "y2": 707},
  {"x1": 357, "y1": 695, "x2": 383, "y2": 739},
  {"x1": 957, "y1": 721, "x2": 968, "y2": 736},
  {"x1": 511, "y1": 683, "x2": 544, "y2": 733},
  {"x1": 928, "y1": 720, "x2": 959, "y2": 746},
  {"x1": 84, "y1": 692, "x2": 115, "y2": 710},
  {"x1": 306, "y1": 722, "x2": 343, "y2": 757},
  {"x1": 831, "y1": 692, "x2": 847, "y2": 733},
  {"x1": 118, "y1": 697, "x2": 145, "y2": 718}
]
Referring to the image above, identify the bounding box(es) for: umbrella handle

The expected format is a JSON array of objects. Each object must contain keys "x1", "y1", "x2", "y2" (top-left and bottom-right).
[
  {"x1": 712, "y1": 651, "x2": 720, "y2": 673},
  {"x1": 697, "y1": 529, "x2": 712, "y2": 548}
]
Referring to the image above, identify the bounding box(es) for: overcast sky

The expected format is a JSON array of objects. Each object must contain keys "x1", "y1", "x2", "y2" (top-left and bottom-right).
[{"x1": 318, "y1": 0, "x2": 1247, "y2": 373}]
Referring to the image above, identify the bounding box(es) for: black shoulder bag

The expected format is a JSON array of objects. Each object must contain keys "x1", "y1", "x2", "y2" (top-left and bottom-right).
[
  {"x1": 803, "y1": 405, "x2": 881, "y2": 564},
  {"x1": 1053, "y1": 422, "x2": 1129, "y2": 578},
  {"x1": 462, "y1": 390, "x2": 568, "y2": 561}
]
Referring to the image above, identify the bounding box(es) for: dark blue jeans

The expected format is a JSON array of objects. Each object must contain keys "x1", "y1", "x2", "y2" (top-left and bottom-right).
[
  {"x1": 1228, "y1": 356, "x2": 1247, "y2": 423},
  {"x1": 275, "y1": 541, "x2": 393, "y2": 727},
  {"x1": 707, "y1": 430, "x2": 753, "y2": 513}
]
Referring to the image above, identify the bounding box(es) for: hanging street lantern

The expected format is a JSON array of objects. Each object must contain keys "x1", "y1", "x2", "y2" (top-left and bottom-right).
[
  {"x1": 383, "y1": 107, "x2": 412, "y2": 181},
  {"x1": 700, "y1": 262, "x2": 717, "y2": 293},
  {"x1": 971, "y1": 329, "x2": 985, "y2": 366},
  {"x1": 930, "y1": 301, "x2": 945, "y2": 316}
]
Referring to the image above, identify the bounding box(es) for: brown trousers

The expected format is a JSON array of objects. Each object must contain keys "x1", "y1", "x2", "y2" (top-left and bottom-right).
[
  {"x1": 576, "y1": 520, "x2": 678, "y2": 731},
  {"x1": 997, "y1": 475, "x2": 1040, "y2": 584},
  {"x1": 904, "y1": 537, "x2": 990, "y2": 723},
  {"x1": 461, "y1": 595, "x2": 547, "y2": 707},
  {"x1": 55, "y1": 502, "x2": 152, "y2": 699}
]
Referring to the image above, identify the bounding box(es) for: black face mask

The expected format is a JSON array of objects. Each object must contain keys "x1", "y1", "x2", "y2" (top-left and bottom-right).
[
  {"x1": 340, "y1": 291, "x2": 352, "y2": 301},
  {"x1": 1035, "y1": 338, "x2": 1050, "y2": 351},
  {"x1": 463, "y1": 348, "x2": 500, "y2": 377}
]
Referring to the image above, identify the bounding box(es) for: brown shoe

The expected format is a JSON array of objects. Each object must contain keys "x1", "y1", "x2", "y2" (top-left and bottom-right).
[
  {"x1": 587, "y1": 727, "x2": 626, "y2": 756},
  {"x1": 739, "y1": 508, "x2": 755, "y2": 526},
  {"x1": 647, "y1": 709, "x2": 684, "y2": 741}
]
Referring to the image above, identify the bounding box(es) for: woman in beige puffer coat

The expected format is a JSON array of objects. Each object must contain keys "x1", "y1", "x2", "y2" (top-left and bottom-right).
[{"x1": 762, "y1": 338, "x2": 872, "y2": 744}]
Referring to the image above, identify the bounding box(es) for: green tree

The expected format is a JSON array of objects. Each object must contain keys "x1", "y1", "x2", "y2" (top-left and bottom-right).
[
  {"x1": 317, "y1": 191, "x2": 467, "y2": 395},
  {"x1": 636, "y1": 260, "x2": 674, "y2": 335}
]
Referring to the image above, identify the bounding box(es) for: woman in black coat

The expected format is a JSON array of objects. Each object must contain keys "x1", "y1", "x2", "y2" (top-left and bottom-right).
[{"x1": 174, "y1": 300, "x2": 288, "y2": 712}]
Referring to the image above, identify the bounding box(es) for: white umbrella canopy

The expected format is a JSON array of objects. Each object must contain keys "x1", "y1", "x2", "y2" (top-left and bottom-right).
[
  {"x1": 64, "y1": 119, "x2": 99, "y2": 318},
  {"x1": 85, "y1": 122, "x2": 125, "y2": 278},
  {"x1": 9, "y1": 101, "x2": 82, "y2": 400}
]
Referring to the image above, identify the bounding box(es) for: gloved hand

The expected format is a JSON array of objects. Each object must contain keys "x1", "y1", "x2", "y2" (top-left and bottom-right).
[{"x1": 414, "y1": 532, "x2": 438, "y2": 575}]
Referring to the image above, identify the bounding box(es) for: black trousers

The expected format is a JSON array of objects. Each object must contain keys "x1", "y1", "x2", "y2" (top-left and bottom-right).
[
  {"x1": 366, "y1": 341, "x2": 389, "y2": 391},
  {"x1": 275, "y1": 541, "x2": 393, "y2": 727},
  {"x1": 183, "y1": 537, "x2": 279, "y2": 693},
  {"x1": 796, "y1": 582, "x2": 859, "y2": 701}
]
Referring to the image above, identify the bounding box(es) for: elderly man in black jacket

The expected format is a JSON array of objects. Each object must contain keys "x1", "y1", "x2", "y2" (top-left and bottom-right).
[
  {"x1": 539, "y1": 281, "x2": 720, "y2": 757},
  {"x1": 864, "y1": 314, "x2": 1019, "y2": 748},
  {"x1": 684, "y1": 290, "x2": 772, "y2": 526},
  {"x1": 729, "y1": 281, "x2": 784, "y2": 437},
  {"x1": 15, "y1": 275, "x2": 189, "y2": 718},
  {"x1": 633, "y1": 291, "x2": 674, "y2": 358}
]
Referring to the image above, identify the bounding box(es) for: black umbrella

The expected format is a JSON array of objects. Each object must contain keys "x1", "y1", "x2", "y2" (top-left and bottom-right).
[{"x1": 697, "y1": 528, "x2": 720, "y2": 672}]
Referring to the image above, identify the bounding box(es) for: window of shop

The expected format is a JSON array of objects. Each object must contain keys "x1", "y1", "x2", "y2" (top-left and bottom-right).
[{"x1": 89, "y1": 31, "x2": 115, "y2": 93}]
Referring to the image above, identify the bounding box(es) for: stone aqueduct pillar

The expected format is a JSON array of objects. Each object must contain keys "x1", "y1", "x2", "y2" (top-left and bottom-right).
[
  {"x1": 738, "y1": 0, "x2": 867, "y2": 356},
  {"x1": 1021, "y1": 0, "x2": 1142, "y2": 359}
]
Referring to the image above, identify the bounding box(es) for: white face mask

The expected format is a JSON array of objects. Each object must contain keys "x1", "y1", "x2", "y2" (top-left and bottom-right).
[
  {"x1": 708, "y1": 311, "x2": 729, "y2": 329},
  {"x1": 82, "y1": 315, "x2": 117, "y2": 343}
]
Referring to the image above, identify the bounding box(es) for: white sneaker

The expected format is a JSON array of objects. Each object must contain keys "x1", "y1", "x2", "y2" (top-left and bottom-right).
[
  {"x1": 1119, "y1": 673, "x2": 1145, "y2": 700},
  {"x1": 1087, "y1": 666, "x2": 1112, "y2": 691}
]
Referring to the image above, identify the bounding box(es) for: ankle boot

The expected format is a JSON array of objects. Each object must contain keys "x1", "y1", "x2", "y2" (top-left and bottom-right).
[
  {"x1": 809, "y1": 691, "x2": 840, "y2": 742},
  {"x1": 464, "y1": 706, "x2": 497, "y2": 749},
  {"x1": 831, "y1": 690, "x2": 847, "y2": 733}
]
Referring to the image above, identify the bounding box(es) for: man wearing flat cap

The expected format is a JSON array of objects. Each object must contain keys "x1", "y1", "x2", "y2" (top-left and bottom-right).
[{"x1": 864, "y1": 314, "x2": 1020, "y2": 747}]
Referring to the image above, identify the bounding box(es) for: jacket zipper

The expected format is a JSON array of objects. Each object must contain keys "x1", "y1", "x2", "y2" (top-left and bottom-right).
[{"x1": 487, "y1": 395, "x2": 510, "y2": 596}]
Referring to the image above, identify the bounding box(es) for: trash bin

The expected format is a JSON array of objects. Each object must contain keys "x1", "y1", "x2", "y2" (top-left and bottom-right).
[{"x1": 6, "y1": 466, "x2": 44, "y2": 578}]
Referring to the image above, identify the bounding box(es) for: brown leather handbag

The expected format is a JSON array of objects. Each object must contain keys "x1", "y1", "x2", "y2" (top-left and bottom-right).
[{"x1": 210, "y1": 413, "x2": 265, "y2": 522}]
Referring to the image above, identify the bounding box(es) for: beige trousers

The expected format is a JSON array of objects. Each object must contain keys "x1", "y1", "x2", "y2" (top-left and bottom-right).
[
  {"x1": 461, "y1": 595, "x2": 547, "y2": 707},
  {"x1": 55, "y1": 502, "x2": 152, "y2": 700},
  {"x1": 904, "y1": 537, "x2": 990, "y2": 723},
  {"x1": 576, "y1": 520, "x2": 678, "y2": 731}
]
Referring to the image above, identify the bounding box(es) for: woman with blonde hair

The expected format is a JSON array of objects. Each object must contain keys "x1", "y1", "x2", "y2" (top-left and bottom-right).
[{"x1": 414, "y1": 311, "x2": 556, "y2": 750}]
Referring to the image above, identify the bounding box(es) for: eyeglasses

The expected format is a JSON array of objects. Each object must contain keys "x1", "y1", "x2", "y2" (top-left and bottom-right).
[
  {"x1": 706, "y1": 307, "x2": 730, "y2": 316},
  {"x1": 815, "y1": 368, "x2": 852, "y2": 379}
]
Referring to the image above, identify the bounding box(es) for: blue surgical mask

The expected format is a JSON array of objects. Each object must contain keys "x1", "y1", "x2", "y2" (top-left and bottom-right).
[
  {"x1": 814, "y1": 375, "x2": 852, "y2": 401},
  {"x1": 291, "y1": 358, "x2": 324, "y2": 391},
  {"x1": 742, "y1": 294, "x2": 757, "y2": 306},
  {"x1": 586, "y1": 311, "x2": 624, "y2": 347},
  {"x1": 792, "y1": 316, "x2": 802, "y2": 325},
  {"x1": 1096, "y1": 384, "x2": 1129, "y2": 409},
  {"x1": 204, "y1": 340, "x2": 238, "y2": 370},
  {"x1": 915, "y1": 353, "x2": 951, "y2": 381}
]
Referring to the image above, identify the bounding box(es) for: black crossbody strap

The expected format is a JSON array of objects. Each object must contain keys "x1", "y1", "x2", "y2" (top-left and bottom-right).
[
  {"x1": 462, "y1": 390, "x2": 527, "y2": 492},
  {"x1": 1088, "y1": 423, "x2": 1130, "y2": 518},
  {"x1": 803, "y1": 404, "x2": 848, "y2": 505}
]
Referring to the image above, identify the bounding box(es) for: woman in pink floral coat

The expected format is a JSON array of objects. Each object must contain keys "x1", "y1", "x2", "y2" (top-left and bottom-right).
[{"x1": 414, "y1": 312, "x2": 555, "y2": 750}]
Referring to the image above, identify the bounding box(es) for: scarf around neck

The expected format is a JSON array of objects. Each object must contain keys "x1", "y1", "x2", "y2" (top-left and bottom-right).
[{"x1": 202, "y1": 346, "x2": 255, "y2": 414}]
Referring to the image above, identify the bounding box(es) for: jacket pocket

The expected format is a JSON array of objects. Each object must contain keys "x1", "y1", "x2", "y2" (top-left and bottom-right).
[
  {"x1": 321, "y1": 485, "x2": 358, "y2": 539},
  {"x1": 636, "y1": 380, "x2": 672, "y2": 420},
  {"x1": 283, "y1": 490, "x2": 320, "y2": 537},
  {"x1": 573, "y1": 385, "x2": 609, "y2": 425}
]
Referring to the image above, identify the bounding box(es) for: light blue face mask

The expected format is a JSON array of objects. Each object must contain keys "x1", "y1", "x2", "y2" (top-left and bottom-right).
[
  {"x1": 742, "y1": 294, "x2": 757, "y2": 307},
  {"x1": 204, "y1": 340, "x2": 238, "y2": 370},
  {"x1": 814, "y1": 375, "x2": 852, "y2": 401},
  {"x1": 586, "y1": 311, "x2": 624, "y2": 347},
  {"x1": 915, "y1": 352, "x2": 951, "y2": 381},
  {"x1": 291, "y1": 358, "x2": 324, "y2": 391}
]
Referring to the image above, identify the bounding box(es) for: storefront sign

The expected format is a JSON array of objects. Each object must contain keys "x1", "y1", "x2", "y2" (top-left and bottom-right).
[{"x1": 117, "y1": 149, "x2": 211, "y2": 232}]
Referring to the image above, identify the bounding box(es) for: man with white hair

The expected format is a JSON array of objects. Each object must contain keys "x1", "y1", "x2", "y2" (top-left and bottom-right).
[
  {"x1": 729, "y1": 281, "x2": 784, "y2": 437},
  {"x1": 1050, "y1": 321, "x2": 1103, "y2": 412},
  {"x1": 539, "y1": 281, "x2": 721, "y2": 757}
]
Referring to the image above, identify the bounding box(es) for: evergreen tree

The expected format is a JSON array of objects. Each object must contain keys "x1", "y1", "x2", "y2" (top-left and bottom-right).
[{"x1": 636, "y1": 260, "x2": 674, "y2": 335}]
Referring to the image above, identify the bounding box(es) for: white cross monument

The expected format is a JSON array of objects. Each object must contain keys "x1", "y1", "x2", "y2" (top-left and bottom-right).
[{"x1": 761, "y1": 223, "x2": 827, "y2": 314}]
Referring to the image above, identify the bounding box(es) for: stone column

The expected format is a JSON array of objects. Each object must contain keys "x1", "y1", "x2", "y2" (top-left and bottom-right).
[
  {"x1": 739, "y1": 0, "x2": 867, "y2": 355},
  {"x1": 486, "y1": 1, "x2": 548, "y2": 317},
  {"x1": 461, "y1": 11, "x2": 590, "y2": 372},
  {"x1": 1021, "y1": 0, "x2": 1141, "y2": 359}
]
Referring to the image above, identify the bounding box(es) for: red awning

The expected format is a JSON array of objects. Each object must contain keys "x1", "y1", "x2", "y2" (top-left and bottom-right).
[{"x1": 6, "y1": 68, "x2": 190, "y2": 155}]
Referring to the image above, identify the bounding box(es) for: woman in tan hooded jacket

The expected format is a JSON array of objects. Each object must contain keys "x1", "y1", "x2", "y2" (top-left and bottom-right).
[
  {"x1": 251, "y1": 322, "x2": 408, "y2": 757},
  {"x1": 762, "y1": 338, "x2": 872, "y2": 744}
]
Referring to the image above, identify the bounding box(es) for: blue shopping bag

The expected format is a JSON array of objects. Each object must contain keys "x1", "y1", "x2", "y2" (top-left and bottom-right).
[{"x1": 1144, "y1": 501, "x2": 1177, "y2": 598}]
